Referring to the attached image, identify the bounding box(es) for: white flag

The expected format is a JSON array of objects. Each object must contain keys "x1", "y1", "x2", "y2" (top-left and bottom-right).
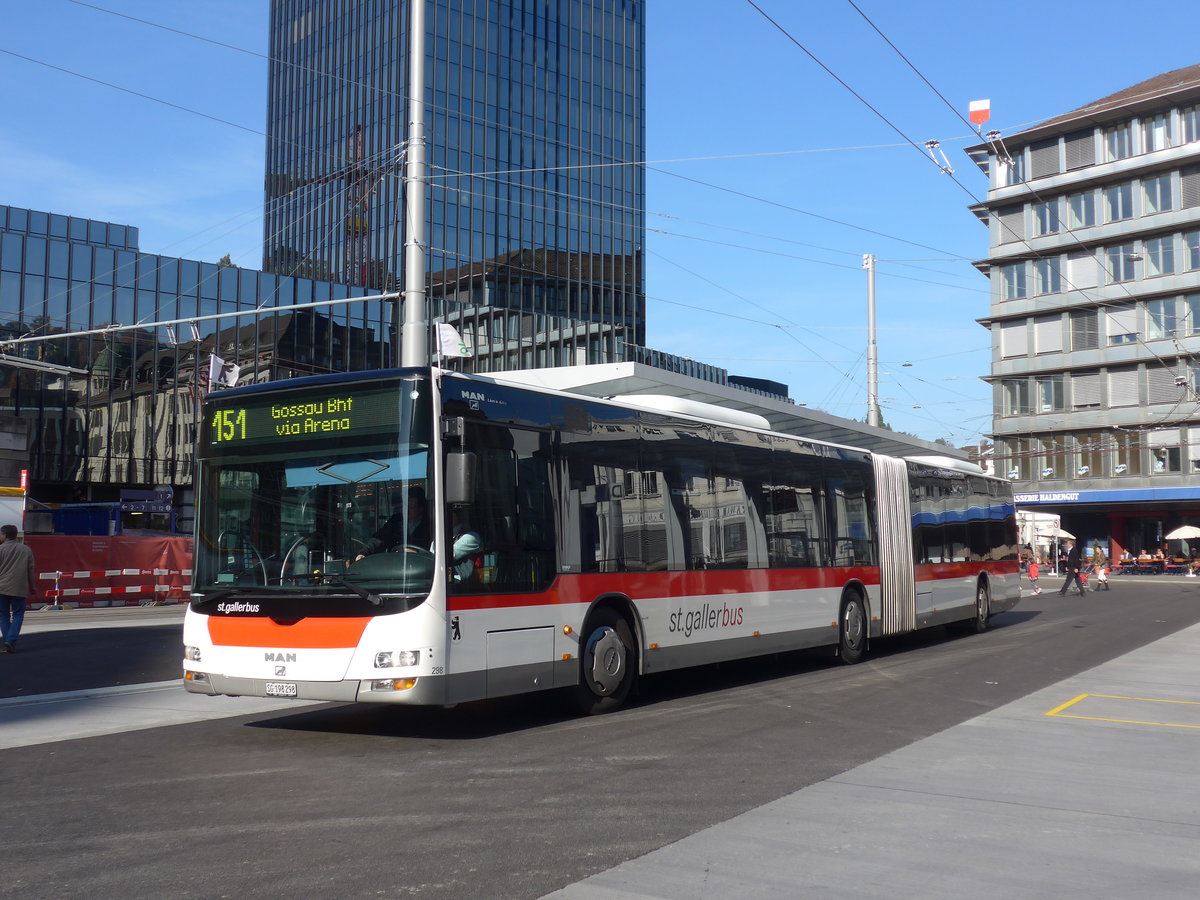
[
  {"x1": 207, "y1": 354, "x2": 240, "y2": 389},
  {"x1": 436, "y1": 323, "x2": 473, "y2": 357}
]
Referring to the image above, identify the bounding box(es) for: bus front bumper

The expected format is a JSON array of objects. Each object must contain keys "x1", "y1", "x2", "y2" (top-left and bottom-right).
[{"x1": 183, "y1": 670, "x2": 450, "y2": 704}]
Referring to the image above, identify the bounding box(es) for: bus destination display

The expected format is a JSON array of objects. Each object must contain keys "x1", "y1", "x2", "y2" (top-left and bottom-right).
[{"x1": 208, "y1": 389, "x2": 400, "y2": 446}]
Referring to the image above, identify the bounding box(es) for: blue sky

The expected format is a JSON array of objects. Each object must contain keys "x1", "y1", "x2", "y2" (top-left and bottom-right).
[{"x1": 2, "y1": 0, "x2": 1198, "y2": 444}]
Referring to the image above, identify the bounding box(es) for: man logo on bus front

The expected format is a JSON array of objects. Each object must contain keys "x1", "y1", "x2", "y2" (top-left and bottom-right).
[{"x1": 451, "y1": 616, "x2": 461, "y2": 640}]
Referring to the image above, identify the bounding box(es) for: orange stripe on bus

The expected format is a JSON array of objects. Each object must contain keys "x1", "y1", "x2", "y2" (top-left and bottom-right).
[{"x1": 208, "y1": 616, "x2": 371, "y2": 649}]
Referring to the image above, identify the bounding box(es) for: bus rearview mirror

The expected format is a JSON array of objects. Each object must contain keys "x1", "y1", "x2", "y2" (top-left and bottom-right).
[{"x1": 445, "y1": 451, "x2": 477, "y2": 505}]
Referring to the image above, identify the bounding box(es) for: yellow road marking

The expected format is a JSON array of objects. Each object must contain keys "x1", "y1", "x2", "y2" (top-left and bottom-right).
[{"x1": 1045, "y1": 693, "x2": 1200, "y2": 729}]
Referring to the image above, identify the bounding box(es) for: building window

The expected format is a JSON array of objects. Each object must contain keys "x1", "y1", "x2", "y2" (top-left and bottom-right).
[
  {"x1": 1185, "y1": 231, "x2": 1200, "y2": 270},
  {"x1": 1105, "y1": 182, "x2": 1134, "y2": 221},
  {"x1": 1146, "y1": 297, "x2": 1177, "y2": 339},
  {"x1": 1071, "y1": 372, "x2": 1101, "y2": 409},
  {"x1": 1003, "y1": 379, "x2": 1030, "y2": 415},
  {"x1": 1143, "y1": 174, "x2": 1174, "y2": 214},
  {"x1": 1040, "y1": 435, "x2": 1066, "y2": 479},
  {"x1": 1104, "y1": 122, "x2": 1133, "y2": 160},
  {"x1": 1108, "y1": 367, "x2": 1139, "y2": 406},
  {"x1": 1067, "y1": 191, "x2": 1096, "y2": 229},
  {"x1": 1002, "y1": 437, "x2": 1032, "y2": 481},
  {"x1": 1001, "y1": 152, "x2": 1026, "y2": 186},
  {"x1": 1035, "y1": 258, "x2": 1062, "y2": 295},
  {"x1": 1001, "y1": 262, "x2": 1027, "y2": 299},
  {"x1": 1147, "y1": 364, "x2": 1181, "y2": 404},
  {"x1": 1070, "y1": 308, "x2": 1099, "y2": 350},
  {"x1": 1184, "y1": 105, "x2": 1200, "y2": 144},
  {"x1": 1153, "y1": 445, "x2": 1182, "y2": 473},
  {"x1": 1105, "y1": 243, "x2": 1137, "y2": 284},
  {"x1": 1037, "y1": 375, "x2": 1064, "y2": 412},
  {"x1": 1068, "y1": 250, "x2": 1100, "y2": 288},
  {"x1": 1188, "y1": 295, "x2": 1200, "y2": 335},
  {"x1": 1105, "y1": 303, "x2": 1138, "y2": 343},
  {"x1": 1142, "y1": 113, "x2": 1174, "y2": 152},
  {"x1": 1034, "y1": 315, "x2": 1062, "y2": 352},
  {"x1": 1143, "y1": 236, "x2": 1176, "y2": 278},
  {"x1": 1065, "y1": 130, "x2": 1096, "y2": 170},
  {"x1": 995, "y1": 205, "x2": 1024, "y2": 243},
  {"x1": 1113, "y1": 430, "x2": 1143, "y2": 475},
  {"x1": 1000, "y1": 320, "x2": 1028, "y2": 357},
  {"x1": 1033, "y1": 200, "x2": 1060, "y2": 235},
  {"x1": 1075, "y1": 432, "x2": 1104, "y2": 478}
]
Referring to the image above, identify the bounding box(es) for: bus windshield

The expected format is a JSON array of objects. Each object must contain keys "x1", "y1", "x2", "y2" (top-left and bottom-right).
[{"x1": 193, "y1": 377, "x2": 434, "y2": 602}]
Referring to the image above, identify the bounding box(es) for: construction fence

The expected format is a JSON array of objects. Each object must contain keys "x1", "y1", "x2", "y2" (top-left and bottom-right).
[{"x1": 26, "y1": 535, "x2": 192, "y2": 608}]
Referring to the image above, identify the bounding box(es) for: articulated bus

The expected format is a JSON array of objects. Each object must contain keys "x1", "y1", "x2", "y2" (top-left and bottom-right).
[{"x1": 183, "y1": 367, "x2": 1020, "y2": 713}]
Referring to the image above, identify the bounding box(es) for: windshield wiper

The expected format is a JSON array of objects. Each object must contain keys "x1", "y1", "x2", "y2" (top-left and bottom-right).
[{"x1": 330, "y1": 579, "x2": 383, "y2": 606}]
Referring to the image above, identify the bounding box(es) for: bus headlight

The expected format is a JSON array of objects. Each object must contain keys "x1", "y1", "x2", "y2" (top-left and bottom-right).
[
  {"x1": 375, "y1": 650, "x2": 420, "y2": 668},
  {"x1": 184, "y1": 645, "x2": 202, "y2": 662}
]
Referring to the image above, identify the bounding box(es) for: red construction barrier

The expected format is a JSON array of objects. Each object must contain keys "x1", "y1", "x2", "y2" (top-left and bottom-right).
[{"x1": 25, "y1": 535, "x2": 193, "y2": 608}]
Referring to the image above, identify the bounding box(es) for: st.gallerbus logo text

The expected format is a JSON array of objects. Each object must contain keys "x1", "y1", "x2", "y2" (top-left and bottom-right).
[{"x1": 668, "y1": 602, "x2": 744, "y2": 638}]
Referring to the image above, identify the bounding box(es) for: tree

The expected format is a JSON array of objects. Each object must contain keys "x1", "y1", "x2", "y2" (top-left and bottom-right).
[{"x1": 217, "y1": 254, "x2": 235, "y2": 268}]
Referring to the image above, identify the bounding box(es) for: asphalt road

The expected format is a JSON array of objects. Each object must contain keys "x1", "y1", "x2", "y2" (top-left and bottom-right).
[{"x1": 2, "y1": 579, "x2": 1199, "y2": 899}]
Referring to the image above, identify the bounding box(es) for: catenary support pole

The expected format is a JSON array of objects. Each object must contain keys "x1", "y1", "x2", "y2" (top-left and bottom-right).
[
  {"x1": 401, "y1": 0, "x2": 429, "y2": 367},
  {"x1": 863, "y1": 253, "x2": 881, "y2": 428}
]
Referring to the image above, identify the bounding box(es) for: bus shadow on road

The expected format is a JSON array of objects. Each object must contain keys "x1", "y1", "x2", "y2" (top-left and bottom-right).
[{"x1": 243, "y1": 611, "x2": 1037, "y2": 740}]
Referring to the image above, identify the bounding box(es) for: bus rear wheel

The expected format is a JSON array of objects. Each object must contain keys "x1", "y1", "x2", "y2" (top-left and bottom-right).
[
  {"x1": 951, "y1": 581, "x2": 990, "y2": 635},
  {"x1": 837, "y1": 590, "x2": 867, "y2": 665},
  {"x1": 571, "y1": 607, "x2": 637, "y2": 715}
]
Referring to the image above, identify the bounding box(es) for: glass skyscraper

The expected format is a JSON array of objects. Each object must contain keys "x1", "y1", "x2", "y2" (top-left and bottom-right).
[
  {"x1": 0, "y1": 204, "x2": 384, "y2": 503},
  {"x1": 263, "y1": 0, "x2": 646, "y2": 369}
]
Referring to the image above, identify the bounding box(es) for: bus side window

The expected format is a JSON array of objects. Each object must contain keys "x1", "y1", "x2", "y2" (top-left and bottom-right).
[
  {"x1": 826, "y1": 459, "x2": 876, "y2": 567},
  {"x1": 768, "y1": 437, "x2": 824, "y2": 568},
  {"x1": 454, "y1": 424, "x2": 555, "y2": 594}
]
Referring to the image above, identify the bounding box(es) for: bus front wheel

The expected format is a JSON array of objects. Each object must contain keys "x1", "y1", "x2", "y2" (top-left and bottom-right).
[
  {"x1": 571, "y1": 607, "x2": 637, "y2": 715},
  {"x1": 837, "y1": 590, "x2": 867, "y2": 665}
]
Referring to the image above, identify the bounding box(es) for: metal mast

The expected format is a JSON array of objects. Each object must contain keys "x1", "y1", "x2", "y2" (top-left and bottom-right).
[
  {"x1": 400, "y1": 0, "x2": 429, "y2": 367},
  {"x1": 863, "y1": 254, "x2": 881, "y2": 428}
]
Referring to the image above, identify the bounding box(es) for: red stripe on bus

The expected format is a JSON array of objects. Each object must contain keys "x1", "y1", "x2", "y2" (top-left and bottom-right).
[
  {"x1": 208, "y1": 616, "x2": 371, "y2": 649},
  {"x1": 915, "y1": 561, "x2": 1019, "y2": 580},
  {"x1": 446, "y1": 567, "x2": 884, "y2": 611}
]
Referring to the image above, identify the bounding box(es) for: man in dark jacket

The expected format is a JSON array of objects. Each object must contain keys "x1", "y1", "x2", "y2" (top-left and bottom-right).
[
  {"x1": 356, "y1": 486, "x2": 430, "y2": 560},
  {"x1": 1059, "y1": 539, "x2": 1084, "y2": 596},
  {"x1": 0, "y1": 524, "x2": 36, "y2": 652}
]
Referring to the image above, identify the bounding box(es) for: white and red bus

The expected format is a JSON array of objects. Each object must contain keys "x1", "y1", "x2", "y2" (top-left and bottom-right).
[{"x1": 183, "y1": 367, "x2": 1020, "y2": 713}]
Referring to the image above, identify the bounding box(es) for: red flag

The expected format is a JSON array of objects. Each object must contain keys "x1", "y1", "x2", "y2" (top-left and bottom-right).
[{"x1": 969, "y1": 99, "x2": 990, "y2": 126}]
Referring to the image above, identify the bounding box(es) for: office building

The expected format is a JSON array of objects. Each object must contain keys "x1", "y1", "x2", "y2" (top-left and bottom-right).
[
  {"x1": 0, "y1": 203, "x2": 383, "y2": 505},
  {"x1": 968, "y1": 64, "x2": 1200, "y2": 556},
  {"x1": 0, "y1": 203, "x2": 787, "y2": 508},
  {"x1": 263, "y1": 0, "x2": 646, "y2": 369}
]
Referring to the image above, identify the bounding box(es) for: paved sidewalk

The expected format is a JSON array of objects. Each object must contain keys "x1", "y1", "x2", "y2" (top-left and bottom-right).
[
  {"x1": 0, "y1": 681, "x2": 319, "y2": 750},
  {"x1": 545, "y1": 622, "x2": 1200, "y2": 899}
]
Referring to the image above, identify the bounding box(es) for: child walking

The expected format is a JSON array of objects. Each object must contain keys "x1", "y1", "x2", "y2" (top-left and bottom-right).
[{"x1": 1028, "y1": 558, "x2": 1042, "y2": 595}]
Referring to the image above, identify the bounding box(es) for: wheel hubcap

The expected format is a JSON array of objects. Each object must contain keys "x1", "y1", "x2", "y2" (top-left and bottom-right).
[
  {"x1": 586, "y1": 626, "x2": 625, "y2": 695},
  {"x1": 844, "y1": 601, "x2": 863, "y2": 649}
]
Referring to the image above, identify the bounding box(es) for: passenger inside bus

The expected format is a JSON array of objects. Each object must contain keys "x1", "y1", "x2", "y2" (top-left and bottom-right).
[{"x1": 448, "y1": 506, "x2": 482, "y2": 584}]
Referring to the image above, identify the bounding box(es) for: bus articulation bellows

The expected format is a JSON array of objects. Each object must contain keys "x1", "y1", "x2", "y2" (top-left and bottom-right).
[{"x1": 183, "y1": 367, "x2": 1020, "y2": 714}]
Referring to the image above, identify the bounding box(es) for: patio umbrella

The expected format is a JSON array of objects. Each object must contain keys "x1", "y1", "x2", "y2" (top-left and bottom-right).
[
  {"x1": 1036, "y1": 527, "x2": 1075, "y2": 540},
  {"x1": 1164, "y1": 525, "x2": 1200, "y2": 540}
]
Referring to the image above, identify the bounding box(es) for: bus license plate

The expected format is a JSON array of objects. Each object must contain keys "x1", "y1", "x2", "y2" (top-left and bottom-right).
[{"x1": 265, "y1": 682, "x2": 298, "y2": 697}]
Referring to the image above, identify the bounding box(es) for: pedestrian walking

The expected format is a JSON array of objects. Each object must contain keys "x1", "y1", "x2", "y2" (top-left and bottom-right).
[
  {"x1": 1059, "y1": 539, "x2": 1085, "y2": 596},
  {"x1": 1028, "y1": 558, "x2": 1042, "y2": 594},
  {"x1": 1094, "y1": 551, "x2": 1110, "y2": 591},
  {"x1": 0, "y1": 523, "x2": 36, "y2": 652}
]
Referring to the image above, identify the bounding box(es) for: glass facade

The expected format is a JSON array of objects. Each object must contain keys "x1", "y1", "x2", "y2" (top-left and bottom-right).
[
  {"x1": 263, "y1": 0, "x2": 646, "y2": 369},
  {"x1": 0, "y1": 204, "x2": 385, "y2": 502}
]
